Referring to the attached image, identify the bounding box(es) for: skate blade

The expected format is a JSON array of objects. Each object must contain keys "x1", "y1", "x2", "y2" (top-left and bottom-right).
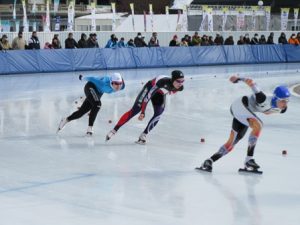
[
  {"x1": 195, "y1": 167, "x2": 212, "y2": 173},
  {"x1": 238, "y1": 168, "x2": 263, "y2": 174},
  {"x1": 86, "y1": 132, "x2": 93, "y2": 137},
  {"x1": 135, "y1": 140, "x2": 146, "y2": 145}
]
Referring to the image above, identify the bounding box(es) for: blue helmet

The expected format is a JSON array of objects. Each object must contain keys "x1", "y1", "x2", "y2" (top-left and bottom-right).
[{"x1": 271, "y1": 86, "x2": 290, "y2": 108}]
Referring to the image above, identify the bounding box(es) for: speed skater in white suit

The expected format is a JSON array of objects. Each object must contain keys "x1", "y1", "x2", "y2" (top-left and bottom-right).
[{"x1": 197, "y1": 75, "x2": 291, "y2": 173}]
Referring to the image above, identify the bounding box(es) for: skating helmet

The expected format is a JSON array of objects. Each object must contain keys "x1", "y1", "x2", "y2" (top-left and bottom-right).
[
  {"x1": 171, "y1": 70, "x2": 184, "y2": 82},
  {"x1": 111, "y1": 72, "x2": 123, "y2": 84},
  {"x1": 271, "y1": 85, "x2": 290, "y2": 108}
]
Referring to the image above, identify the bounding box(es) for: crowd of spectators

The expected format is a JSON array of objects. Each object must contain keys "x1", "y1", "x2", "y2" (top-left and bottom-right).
[{"x1": 1, "y1": 31, "x2": 300, "y2": 51}]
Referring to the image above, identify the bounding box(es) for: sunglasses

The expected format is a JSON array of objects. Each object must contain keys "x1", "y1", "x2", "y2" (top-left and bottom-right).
[
  {"x1": 175, "y1": 79, "x2": 185, "y2": 84},
  {"x1": 112, "y1": 81, "x2": 123, "y2": 86}
]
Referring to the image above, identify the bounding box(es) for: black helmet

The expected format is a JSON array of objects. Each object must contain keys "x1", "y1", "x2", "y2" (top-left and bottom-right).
[{"x1": 171, "y1": 70, "x2": 184, "y2": 82}]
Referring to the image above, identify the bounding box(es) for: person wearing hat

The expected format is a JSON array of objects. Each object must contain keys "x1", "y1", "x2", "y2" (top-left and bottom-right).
[
  {"x1": 12, "y1": 31, "x2": 27, "y2": 50},
  {"x1": 0, "y1": 34, "x2": 12, "y2": 50},
  {"x1": 169, "y1": 35, "x2": 179, "y2": 47},
  {"x1": 57, "y1": 73, "x2": 125, "y2": 135},
  {"x1": 106, "y1": 70, "x2": 185, "y2": 144}
]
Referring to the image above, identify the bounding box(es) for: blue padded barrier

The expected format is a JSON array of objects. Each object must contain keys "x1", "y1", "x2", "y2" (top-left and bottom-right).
[
  {"x1": 101, "y1": 48, "x2": 136, "y2": 69},
  {"x1": 7, "y1": 50, "x2": 40, "y2": 74},
  {"x1": 251, "y1": 44, "x2": 286, "y2": 63},
  {"x1": 191, "y1": 46, "x2": 227, "y2": 65},
  {"x1": 73, "y1": 48, "x2": 106, "y2": 71},
  {"x1": 283, "y1": 45, "x2": 300, "y2": 62},
  {"x1": 1, "y1": 45, "x2": 300, "y2": 75},
  {"x1": 162, "y1": 47, "x2": 195, "y2": 67},
  {"x1": 132, "y1": 47, "x2": 165, "y2": 68},
  {"x1": 223, "y1": 45, "x2": 256, "y2": 64},
  {"x1": 37, "y1": 49, "x2": 74, "y2": 72}
]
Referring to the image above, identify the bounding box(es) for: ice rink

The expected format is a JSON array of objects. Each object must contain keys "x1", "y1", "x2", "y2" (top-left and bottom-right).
[{"x1": 0, "y1": 63, "x2": 300, "y2": 225}]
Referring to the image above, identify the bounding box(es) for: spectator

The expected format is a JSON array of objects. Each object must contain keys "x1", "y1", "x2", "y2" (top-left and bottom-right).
[
  {"x1": 259, "y1": 35, "x2": 267, "y2": 44},
  {"x1": 191, "y1": 32, "x2": 201, "y2": 46},
  {"x1": 117, "y1": 37, "x2": 126, "y2": 48},
  {"x1": 87, "y1": 33, "x2": 99, "y2": 48},
  {"x1": 278, "y1": 32, "x2": 288, "y2": 44},
  {"x1": 134, "y1": 32, "x2": 147, "y2": 47},
  {"x1": 105, "y1": 34, "x2": 118, "y2": 48},
  {"x1": 288, "y1": 33, "x2": 300, "y2": 45},
  {"x1": 180, "y1": 37, "x2": 188, "y2": 47},
  {"x1": 224, "y1": 35, "x2": 234, "y2": 45},
  {"x1": 12, "y1": 31, "x2": 27, "y2": 50},
  {"x1": 148, "y1": 32, "x2": 159, "y2": 47},
  {"x1": 250, "y1": 33, "x2": 259, "y2": 44},
  {"x1": 28, "y1": 31, "x2": 40, "y2": 49},
  {"x1": 237, "y1": 35, "x2": 245, "y2": 45},
  {"x1": 297, "y1": 32, "x2": 300, "y2": 43},
  {"x1": 0, "y1": 34, "x2": 12, "y2": 50},
  {"x1": 208, "y1": 36, "x2": 214, "y2": 45},
  {"x1": 65, "y1": 32, "x2": 78, "y2": 49},
  {"x1": 44, "y1": 42, "x2": 53, "y2": 49},
  {"x1": 201, "y1": 35, "x2": 209, "y2": 46},
  {"x1": 78, "y1": 33, "x2": 88, "y2": 48},
  {"x1": 169, "y1": 35, "x2": 179, "y2": 47},
  {"x1": 214, "y1": 34, "x2": 224, "y2": 45},
  {"x1": 267, "y1": 32, "x2": 274, "y2": 44},
  {"x1": 127, "y1": 39, "x2": 135, "y2": 47},
  {"x1": 243, "y1": 33, "x2": 251, "y2": 44},
  {"x1": 52, "y1": 34, "x2": 62, "y2": 49}
]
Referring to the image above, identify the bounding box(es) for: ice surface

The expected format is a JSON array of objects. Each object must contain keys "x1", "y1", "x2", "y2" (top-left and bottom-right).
[{"x1": 0, "y1": 63, "x2": 300, "y2": 225}]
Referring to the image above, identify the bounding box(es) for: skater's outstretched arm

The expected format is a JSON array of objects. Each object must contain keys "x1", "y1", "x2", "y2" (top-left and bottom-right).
[{"x1": 230, "y1": 75, "x2": 266, "y2": 104}]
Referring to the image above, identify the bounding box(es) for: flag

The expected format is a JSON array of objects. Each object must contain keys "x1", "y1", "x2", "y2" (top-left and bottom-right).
[
  {"x1": 32, "y1": 0, "x2": 37, "y2": 14},
  {"x1": 143, "y1": 10, "x2": 147, "y2": 32},
  {"x1": 54, "y1": 0, "x2": 60, "y2": 13},
  {"x1": 91, "y1": 2, "x2": 96, "y2": 32},
  {"x1": 45, "y1": 0, "x2": 51, "y2": 32},
  {"x1": 236, "y1": 7, "x2": 245, "y2": 31},
  {"x1": 165, "y1": 6, "x2": 170, "y2": 31},
  {"x1": 55, "y1": 16, "x2": 61, "y2": 31},
  {"x1": 130, "y1": 3, "x2": 135, "y2": 31},
  {"x1": 251, "y1": 6, "x2": 258, "y2": 31},
  {"x1": 149, "y1": 4, "x2": 154, "y2": 32},
  {"x1": 67, "y1": 0, "x2": 75, "y2": 31},
  {"x1": 221, "y1": 6, "x2": 228, "y2": 31},
  {"x1": 176, "y1": 9, "x2": 181, "y2": 31},
  {"x1": 21, "y1": 0, "x2": 29, "y2": 32},
  {"x1": 207, "y1": 7, "x2": 213, "y2": 32},
  {"x1": 281, "y1": 8, "x2": 289, "y2": 31},
  {"x1": 265, "y1": 6, "x2": 271, "y2": 31},
  {"x1": 199, "y1": 5, "x2": 208, "y2": 31},
  {"x1": 294, "y1": 8, "x2": 299, "y2": 30},
  {"x1": 111, "y1": 2, "x2": 116, "y2": 31}
]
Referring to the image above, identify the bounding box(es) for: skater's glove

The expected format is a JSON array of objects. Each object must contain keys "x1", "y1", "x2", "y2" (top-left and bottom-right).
[
  {"x1": 138, "y1": 113, "x2": 145, "y2": 121},
  {"x1": 79, "y1": 74, "x2": 83, "y2": 81},
  {"x1": 229, "y1": 75, "x2": 241, "y2": 83},
  {"x1": 244, "y1": 78, "x2": 254, "y2": 87}
]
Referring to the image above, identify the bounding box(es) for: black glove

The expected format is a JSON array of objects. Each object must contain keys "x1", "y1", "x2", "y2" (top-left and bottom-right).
[{"x1": 79, "y1": 74, "x2": 83, "y2": 80}]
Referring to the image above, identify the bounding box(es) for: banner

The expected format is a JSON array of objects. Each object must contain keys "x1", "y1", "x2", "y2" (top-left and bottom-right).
[
  {"x1": 165, "y1": 6, "x2": 170, "y2": 31},
  {"x1": 149, "y1": 4, "x2": 154, "y2": 32},
  {"x1": 236, "y1": 7, "x2": 245, "y2": 31},
  {"x1": 221, "y1": 7, "x2": 228, "y2": 31},
  {"x1": 207, "y1": 7, "x2": 213, "y2": 32},
  {"x1": 32, "y1": 21, "x2": 37, "y2": 31},
  {"x1": 91, "y1": 2, "x2": 96, "y2": 32},
  {"x1": 143, "y1": 10, "x2": 147, "y2": 32},
  {"x1": 13, "y1": 0, "x2": 16, "y2": 20},
  {"x1": 265, "y1": 6, "x2": 271, "y2": 31},
  {"x1": 111, "y1": 2, "x2": 116, "y2": 31},
  {"x1": 55, "y1": 16, "x2": 61, "y2": 31},
  {"x1": 67, "y1": 0, "x2": 75, "y2": 31},
  {"x1": 199, "y1": 5, "x2": 208, "y2": 31},
  {"x1": 130, "y1": 3, "x2": 135, "y2": 31},
  {"x1": 281, "y1": 8, "x2": 289, "y2": 31},
  {"x1": 54, "y1": 0, "x2": 60, "y2": 13},
  {"x1": 251, "y1": 6, "x2": 258, "y2": 31},
  {"x1": 16, "y1": 20, "x2": 20, "y2": 33},
  {"x1": 22, "y1": 0, "x2": 29, "y2": 32},
  {"x1": 45, "y1": 0, "x2": 51, "y2": 32},
  {"x1": 294, "y1": 8, "x2": 299, "y2": 30}
]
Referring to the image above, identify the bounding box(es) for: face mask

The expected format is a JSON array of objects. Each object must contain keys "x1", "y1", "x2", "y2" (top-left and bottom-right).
[{"x1": 138, "y1": 35, "x2": 142, "y2": 38}]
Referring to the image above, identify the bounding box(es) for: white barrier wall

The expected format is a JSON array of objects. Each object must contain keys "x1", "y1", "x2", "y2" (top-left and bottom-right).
[{"x1": 1, "y1": 31, "x2": 297, "y2": 49}]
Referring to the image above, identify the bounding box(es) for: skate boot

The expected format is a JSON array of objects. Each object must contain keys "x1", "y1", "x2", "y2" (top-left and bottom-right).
[
  {"x1": 57, "y1": 118, "x2": 69, "y2": 133},
  {"x1": 105, "y1": 129, "x2": 116, "y2": 141},
  {"x1": 135, "y1": 133, "x2": 146, "y2": 145},
  {"x1": 86, "y1": 126, "x2": 93, "y2": 136},
  {"x1": 196, "y1": 159, "x2": 213, "y2": 172},
  {"x1": 245, "y1": 159, "x2": 260, "y2": 170}
]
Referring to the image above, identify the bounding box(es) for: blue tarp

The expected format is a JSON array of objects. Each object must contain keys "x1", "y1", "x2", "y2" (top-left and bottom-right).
[{"x1": 0, "y1": 45, "x2": 300, "y2": 75}]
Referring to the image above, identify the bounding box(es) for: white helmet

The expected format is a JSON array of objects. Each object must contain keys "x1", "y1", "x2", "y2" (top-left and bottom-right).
[{"x1": 111, "y1": 72, "x2": 123, "y2": 83}]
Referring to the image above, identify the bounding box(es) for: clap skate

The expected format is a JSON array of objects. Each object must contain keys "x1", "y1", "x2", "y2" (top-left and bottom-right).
[
  {"x1": 239, "y1": 159, "x2": 263, "y2": 174},
  {"x1": 86, "y1": 126, "x2": 93, "y2": 136},
  {"x1": 195, "y1": 159, "x2": 213, "y2": 172},
  {"x1": 135, "y1": 133, "x2": 147, "y2": 145},
  {"x1": 57, "y1": 118, "x2": 68, "y2": 133},
  {"x1": 105, "y1": 129, "x2": 116, "y2": 141}
]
